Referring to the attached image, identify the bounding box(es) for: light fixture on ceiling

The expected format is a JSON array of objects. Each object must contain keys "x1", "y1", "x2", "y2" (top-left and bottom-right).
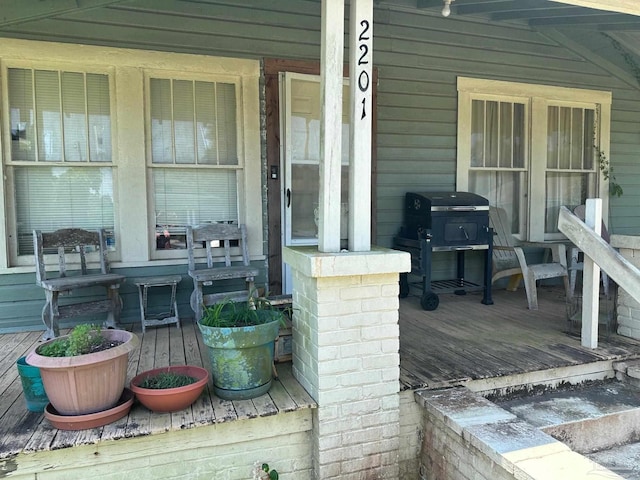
[{"x1": 442, "y1": 0, "x2": 454, "y2": 17}]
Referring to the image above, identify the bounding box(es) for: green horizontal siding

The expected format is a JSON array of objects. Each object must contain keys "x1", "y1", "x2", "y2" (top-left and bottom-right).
[
  {"x1": 0, "y1": 0, "x2": 639, "y2": 305},
  {"x1": 0, "y1": 261, "x2": 266, "y2": 334}
]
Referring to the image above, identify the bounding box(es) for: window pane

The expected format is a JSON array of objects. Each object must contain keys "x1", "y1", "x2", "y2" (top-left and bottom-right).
[
  {"x1": 35, "y1": 70, "x2": 63, "y2": 162},
  {"x1": 547, "y1": 106, "x2": 559, "y2": 169},
  {"x1": 584, "y1": 109, "x2": 595, "y2": 170},
  {"x1": 513, "y1": 103, "x2": 525, "y2": 168},
  {"x1": 499, "y1": 102, "x2": 512, "y2": 168},
  {"x1": 62, "y1": 72, "x2": 87, "y2": 162},
  {"x1": 14, "y1": 166, "x2": 114, "y2": 255},
  {"x1": 150, "y1": 78, "x2": 173, "y2": 164},
  {"x1": 471, "y1": 100, "x2": 485, "y2": 167},
  {"x1": 470, "y1": 170, "x2": 525, "y2": 236},
  {"x1": 195, "y1": 81, "x2": 218, "y2": 165},
  {"x1": 216, "y1": 83, "x2": 238, "y2": 166},
  {"x1": 153, "y1": 168, "x2": 238, "y2": 250},
  {"x1": 8, "y1": 69, "x2": 36, "y2": 162},
  {"x1": 485, "y1": 101, "x2": 499, "y2": 168},
  {"x1": 545, "y1": 172, "x2": 590, "y2": 233},
  {"x1": 173, "y1": 80, "x2": 195, "y2": 164},
  {"x1": 87, "y1": 73, "x2": 111, "y2": 162},
  {"x1": 558, "y1": 106, "x2": 572, "y2": 169},
  {"x1": 570, "y1": 108, "x2": 584, "y2": 170}
]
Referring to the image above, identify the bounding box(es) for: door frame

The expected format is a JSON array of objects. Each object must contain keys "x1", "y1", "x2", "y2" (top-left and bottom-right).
[{"x1": 264, "y1": 58, "x2": 378, "y2": 295}]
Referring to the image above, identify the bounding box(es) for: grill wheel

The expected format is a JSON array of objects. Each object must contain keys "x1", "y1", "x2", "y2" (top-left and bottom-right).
[{"x1": 420, "y1": 292, "x2": 439, "y2": 311}]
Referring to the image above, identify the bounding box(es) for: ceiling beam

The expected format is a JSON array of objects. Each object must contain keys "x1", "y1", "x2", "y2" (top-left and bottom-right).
[
  {"x1": 455, "y1": 0, "x2": 567, "y2": 16},
  {"x1": 0, "y1": 0, "x2": 128, "y2": 27},
  {"x1": 549, "y1": 0, "x2": 640, "y2": 16},
  {"x1": 529, "y1": 13, "x2": 638, "y2": 26}
]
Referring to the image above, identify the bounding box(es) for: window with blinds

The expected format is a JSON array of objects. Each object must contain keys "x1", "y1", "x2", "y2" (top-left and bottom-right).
[
  {"x1": 7, "y1": 68, "x2": 114, "y2": 256},
  {"x1": 148, "y1": 77, "x2": 240, "y2": 251}
]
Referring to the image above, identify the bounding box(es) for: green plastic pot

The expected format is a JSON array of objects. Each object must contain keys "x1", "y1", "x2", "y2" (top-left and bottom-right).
[
  {"x1": 197, "y1": 319, "x2": 280, "y2": 400},
  {"x1": 16, "y1": 356, "x2": 49, "y2": 412}
]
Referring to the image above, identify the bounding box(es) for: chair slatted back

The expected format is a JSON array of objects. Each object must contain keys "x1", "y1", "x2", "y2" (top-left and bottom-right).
[
  {"x1": 489, "y1": 207, "x2": 520, "y2": 268},
  {"x1": 186, "y1": 224, "x2": 250, "y2": 272},
  {"x1": 33, "y1": 228, "x2": 109, "y2": 284}
]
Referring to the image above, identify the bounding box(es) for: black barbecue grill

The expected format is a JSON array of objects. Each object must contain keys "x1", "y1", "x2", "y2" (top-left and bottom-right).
[{"x1": 394, "y1": 192, "x2": 493, "y2": 310}]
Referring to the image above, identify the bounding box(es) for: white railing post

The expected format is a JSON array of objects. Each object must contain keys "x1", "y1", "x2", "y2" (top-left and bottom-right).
[{"x1": 582, "y1": 199, "x2": 602, "y2": 348}]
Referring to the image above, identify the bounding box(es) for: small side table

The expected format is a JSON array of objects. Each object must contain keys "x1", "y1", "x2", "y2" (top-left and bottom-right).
[{"x1": 131, "y1": 275, "x2": 182, "y2": 333}]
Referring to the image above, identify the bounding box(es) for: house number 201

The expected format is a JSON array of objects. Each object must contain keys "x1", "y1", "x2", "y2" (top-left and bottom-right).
[{"x1": 358, "y1": 19, "x2": 371, "y2": 120}]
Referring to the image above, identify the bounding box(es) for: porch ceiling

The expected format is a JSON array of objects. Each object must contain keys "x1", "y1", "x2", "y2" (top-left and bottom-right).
[{"x1": 416, "y1": 0, "x2": 640, "y2": 31}]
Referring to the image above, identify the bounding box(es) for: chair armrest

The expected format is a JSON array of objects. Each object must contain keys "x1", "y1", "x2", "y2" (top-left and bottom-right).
[
  {"x1": 493, "y1": 245, "x2": 514, "y2": 251},
  {"x1": 522, "y1": 242, "x2": 567, "y2": 266}
]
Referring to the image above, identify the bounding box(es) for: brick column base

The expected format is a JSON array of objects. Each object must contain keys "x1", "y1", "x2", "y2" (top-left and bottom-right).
[{"x1": 284, "y1": 246, "x2": 411, "y2": 480}]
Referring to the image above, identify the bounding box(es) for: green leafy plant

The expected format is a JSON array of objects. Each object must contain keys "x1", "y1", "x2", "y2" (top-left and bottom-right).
[
  {"x1": 200, "y1": 294, "x2": 288, "y2": 329},
  {"x1": 138, "y1": 371, "x2": 197, "y2": 389},
  {"x1": 252, "y1": 462, "x2": 279, "y2": 480},
  {"x1": 37, "y1": 324, "x2": 117, "y2": 357},
  {"x1": 595, "y1": 143, "x2": 623, "y2": 198}
]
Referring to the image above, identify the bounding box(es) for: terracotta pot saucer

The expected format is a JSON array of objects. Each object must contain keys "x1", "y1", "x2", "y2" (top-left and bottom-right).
[{"x1": 44, "y1": 388, "x2": 134, "y2": 430}]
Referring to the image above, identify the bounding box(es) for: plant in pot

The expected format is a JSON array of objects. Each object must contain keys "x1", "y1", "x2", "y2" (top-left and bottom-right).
[
  {"x1": 129, "y1": 365, "x2": 209, "y2": 412},
  {"x1": 198, "y1": 295, "x2": 288, "y2": 400},
  {"x1": 25, "y1": 324, "x2": 139, "y2": 423}
]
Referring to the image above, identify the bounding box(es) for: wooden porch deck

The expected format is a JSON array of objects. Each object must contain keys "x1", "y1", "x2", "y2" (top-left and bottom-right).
[
  {"x1": 0, "y1": 320, "x2": 315, "y2": 460},
  {"x1": 1, "y1": 285, "x2": 639, "y2": 460},
  {"x1": 399, "y1": 285, "x2": 640, "y2": 390}
]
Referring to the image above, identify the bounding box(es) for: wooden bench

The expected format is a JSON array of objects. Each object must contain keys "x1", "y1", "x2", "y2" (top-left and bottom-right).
[
  {"x1": 186, "y1": 223, "x2": 259, "y2": 322},
  {"x1": 33, "y1": 228, "x2": 125, "y2": 340}
]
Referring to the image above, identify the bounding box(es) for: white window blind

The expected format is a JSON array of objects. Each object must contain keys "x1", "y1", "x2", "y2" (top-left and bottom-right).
[
  {"x1": 153, "y1": 169, "x2": 238, "y2": 227},
  {"x1": 150, "y1": 78, "x2": 237, "y2": 166},
  {"x1": 14, "y1": 167, "x2": 114, "y2": 255},
  {"x1": 7, "y1": 68, "x2": 114, "y2": 257}
]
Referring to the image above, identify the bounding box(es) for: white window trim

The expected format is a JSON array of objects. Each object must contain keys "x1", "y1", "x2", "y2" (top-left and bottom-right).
[
  {"x1": 0, "y1": 61, "x2": 119, "y2": 267},
  {"x1": 143, "y1": 70, "x2": 246, "y2": 261},
  {"x1": 457, "y1": 76, "x2": 612, "y2": 241},
  {"x1": 0, "y1": 38, "x2": 262, "y2": 272}
]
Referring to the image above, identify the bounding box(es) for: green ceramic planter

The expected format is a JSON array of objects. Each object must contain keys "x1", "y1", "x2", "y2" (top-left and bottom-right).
[{"x1": 197, "y1": 319, "x2": 280, "y2": 400}]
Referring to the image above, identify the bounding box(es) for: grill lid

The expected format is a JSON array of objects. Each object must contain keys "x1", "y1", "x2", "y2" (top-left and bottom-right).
[{"x1": 405, "y1": 192, "x2": 489, "y2": 214}]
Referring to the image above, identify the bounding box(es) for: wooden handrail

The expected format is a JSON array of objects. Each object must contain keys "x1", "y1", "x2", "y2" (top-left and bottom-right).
[{"x1": 558, "y1": 206, "x2": 640, "y2": 305}]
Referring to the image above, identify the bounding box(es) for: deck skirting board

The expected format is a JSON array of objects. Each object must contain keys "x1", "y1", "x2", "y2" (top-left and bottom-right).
[{"x1": 2, "y1": 410, "x2": 313, "y2": 480}]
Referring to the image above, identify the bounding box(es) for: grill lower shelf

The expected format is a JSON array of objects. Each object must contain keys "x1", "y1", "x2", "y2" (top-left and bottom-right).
[{"x1": 394, "y1": 235, "x2": 493, "y2": 311}]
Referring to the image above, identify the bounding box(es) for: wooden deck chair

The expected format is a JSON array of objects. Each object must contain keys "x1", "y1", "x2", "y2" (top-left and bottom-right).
[
  {"x1": 33, "y1": 228, "x2": 125, "y2": 340},
  {"x1": 568, "y1": 204, "x2": 611, "y2": 298},
  {"x1": 489, "y1": 207, "x2": 570, "y2": 310},
  {"x1": 186, "y1": 223, "x2": 259, "y2": 322}
]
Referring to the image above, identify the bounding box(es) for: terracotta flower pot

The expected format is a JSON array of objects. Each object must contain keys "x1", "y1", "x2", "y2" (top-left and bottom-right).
[
  {"x1": 130, "y1": 365, "x2": 209, "y2": 412},
  {"x1": 26, "y1": 329, "x2": 139, "y2": 416}
]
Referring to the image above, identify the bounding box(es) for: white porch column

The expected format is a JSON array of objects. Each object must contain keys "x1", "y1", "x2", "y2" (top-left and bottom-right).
[
  {"x1": 348, "y1": 0, "x2": 373, "y2": 252},
  {"x1": 318, "y1": 0, "x2": 345, "y2": 253},
  {"x1": 284, "y1": 246, "x2": 411, "y2": 479}
]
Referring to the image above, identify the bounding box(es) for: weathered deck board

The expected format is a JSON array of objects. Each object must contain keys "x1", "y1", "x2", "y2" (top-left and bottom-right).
[
  {"x1": 3, "y1": 286, "x2": 640, "y2": 459},
  {"x1": 399, "y1": 285, "x2": 640, "y2": 390},
  {"x1": 0, "y1": 319, "x2": 315, "y2": 460}
]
